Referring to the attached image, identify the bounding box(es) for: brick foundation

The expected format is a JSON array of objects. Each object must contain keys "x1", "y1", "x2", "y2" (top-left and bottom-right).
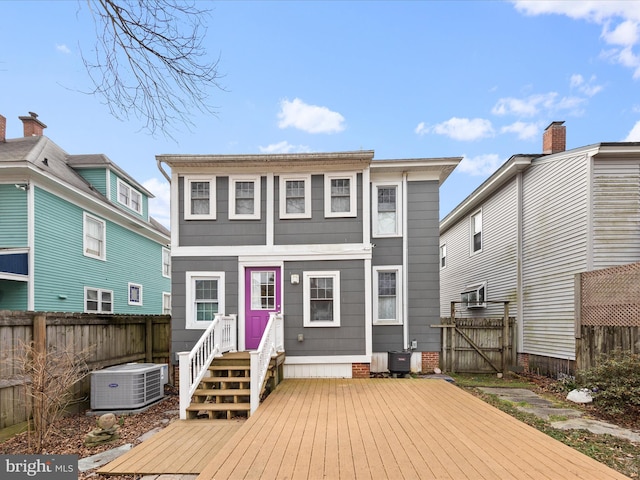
[
  {"x1": 518, "y1": 353, "x2": 530, "y2": 373},
  {"x1": 422, "y1": 351, "x2": 440, "y2": 372},
  {"x1": 352, "y1": 363, "x2": 370, "y2": 378}
]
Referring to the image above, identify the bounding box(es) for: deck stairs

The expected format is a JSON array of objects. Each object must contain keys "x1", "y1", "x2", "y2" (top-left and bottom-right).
[{"x1": 185, "y1": 351, "x2": 285, "y2": 420}]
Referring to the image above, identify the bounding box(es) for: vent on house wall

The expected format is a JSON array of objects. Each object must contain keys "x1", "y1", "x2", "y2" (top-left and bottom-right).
[
  {"x1": 90, "y1": 363, "x2": 165, "y2": 410},
  {"x1": 461, "y1": 284, "x2": 486, "y2": 309}
]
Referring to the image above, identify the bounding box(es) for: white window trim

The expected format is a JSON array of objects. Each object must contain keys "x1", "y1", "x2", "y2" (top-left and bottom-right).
[
  {"x1": 84, "y1": 287, "x2": 113, "y2": 313},
  {"x1": 279, "y1": 174, "x2": 312, "y2": 219},
  {"x1": 303, "y1": 270, "x2": 341, "y2": 327},
  {"x1": 229, "y1": 175, "x2": 261, "y2": 220},
  {"x1": 440, "y1": 244, "x2": 447, "y2": 269},
  {"x1": 324, "y1": 173, "x2": 357, "y2": 218},
  {"x1": 162, "y1": 292, "x2": 171, "y2": 315},
  {"x1": 162, "y1": 247, "x2": 171, "y2": 278},
  {"x1": 184, "y1": 175, "x2": 216, "y2": 220},
  {"x1": 470, "y1": 208, "x2": 483, "y2": 255},
  {"x1": 128, "y1": 282, "x2": 143, "y2": 306},
  {"x1": 373, "y1": 266, "x2": 403, "y2": 325},
  {"x1": 117, "y1": 178, "x2": 142, "y2": 214},
  {"x1": 372, "y1": 181, "x2": 402, "y2": 237},
  {"x1": 461, "y1": 282, "x2": 487, "y2": 309},
  {"x1": 185, "y1": 271, "x2": 225, "y2": 330},
  {"x1": 83, "y1": 212, "x2": 106, "y2": 261}
]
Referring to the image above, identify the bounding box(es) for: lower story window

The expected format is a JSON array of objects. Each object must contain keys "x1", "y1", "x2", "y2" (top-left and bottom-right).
[
  {"x1": 85, "y1": 287, "x2": 113, "y2": 313},
  {"x1": 162, "y1": 292, "x2": 171, "y2": 315},
  {"x1": 186, "y1": 272, "x2": 225, "y2": 329},
  {"x1": 303, "y1": 271, "x2": 340, "y2": 327},
  {"x1": 128, "y1": 283, "x2": 143, "y2": 306},
  {"x1": 373, "y1": 266, "x2": 402, "y2": 324}
]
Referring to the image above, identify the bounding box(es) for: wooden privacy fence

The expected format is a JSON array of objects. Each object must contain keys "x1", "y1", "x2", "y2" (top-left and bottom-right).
[
  {"x1": 434, "y1": 302, "x2": 516, "y2": 374},
  {"x1": 575, "y1": 262, "x2": 640, "y2": 371},
  {"x1": 0, "y1": 311, "x2": 171, "y2": 431}
]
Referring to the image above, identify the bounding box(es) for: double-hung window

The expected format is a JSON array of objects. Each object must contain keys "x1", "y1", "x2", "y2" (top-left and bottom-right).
[
  {"x1": 229, "y1": 175, "x2": 261, "y2": 220},
  {"x1": 128, "y1": 283, "x2": 143, "y2": 306},
  {"x1": 471, "y1": 209, "x2": 482, "y2": 254},
  {"x1": 185, "y1": 272, "x2": 225, "y2": 329},
  {"x1": 162, "y1": 247, "x2": 171, "y2": 278},
  {"x1": 303, "y1": 271, "x2": 340, "y2": 327},
  {"x1": 373, "y1": 182, "x2": 402, "y2": 237},
  {"x1": 117, "y1": 179, "x2": 142, "y2": 214},
  {"x1": 440, "y1": 244, "x2": 447, "y2": 268},
  {"x1": 324, "y1": 173, "x2": 357, "y2": 217},
  {"x1": 162, "y1": 292, "x2": 171, "y2": 315},
  {"x1": 279, "y1": 175, "x2": 311, "y2": 219},
  {"x1": 184, "y1": 176, "x2": 215, "y2": 220},
  {"x1": 83, "y1": 213, "x2": 106, "y2": 260},
  {"x1": 85, "y1": 287, "x2": 113, "y2": 313},
  {"x1": 373, "y1": 266, "x2": 402, "y2": 324}
]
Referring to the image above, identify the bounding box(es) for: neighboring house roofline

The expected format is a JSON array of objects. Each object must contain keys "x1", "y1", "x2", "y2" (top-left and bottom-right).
[{"x1": 371, "y1": 157, "x2": 461, "y2": 185}]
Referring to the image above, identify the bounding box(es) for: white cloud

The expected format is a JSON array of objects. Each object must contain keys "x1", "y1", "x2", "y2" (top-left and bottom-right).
[
  {"x1": 425, "y1": 117, "x2": 494, "y2": 141},
  {"x1": 513, "y1": 1, "x2": 640, "y2": 79},
  {"x1": 624, "y1": 120, "x2": 640, "y2": 141},
  {"x1": 492, "y1": 92, "x2": 586, "y2": 117},
  {"x1": 56, "y1": 44, "x2": 71, "y2": 54},
  {"x1": 277, "y1": 98, "x2": 345, "y2": 134},
  {"x1": 142, "y1": 177, "x2": 170, "y2": 230},
  {"x1": 258, "y1": 141, "x2": 312, "y2": 154},
  {"x1": 501, "y1": 121, "x2": 540, "y2": 140},
  {"x1": 457, "y1": 154, "x2": 503, "y2": 176}
]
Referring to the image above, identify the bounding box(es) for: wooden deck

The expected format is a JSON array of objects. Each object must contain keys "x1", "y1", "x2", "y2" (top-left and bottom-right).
[{"x1": 101, "y1": 378, "x2": 629, "y2": 479}]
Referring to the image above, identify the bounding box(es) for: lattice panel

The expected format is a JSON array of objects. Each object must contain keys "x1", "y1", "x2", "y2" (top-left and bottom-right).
[{"x1": 581, "y1": 262, "x2": 640, "y2": 326}]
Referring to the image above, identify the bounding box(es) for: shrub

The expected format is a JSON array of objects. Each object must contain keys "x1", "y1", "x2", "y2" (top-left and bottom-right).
[{"x1": 577, "y1": 350, "x2": 640, "y2": 416}]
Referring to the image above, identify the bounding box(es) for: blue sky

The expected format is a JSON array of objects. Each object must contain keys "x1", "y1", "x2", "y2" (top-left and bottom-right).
[{"x1": 2, "y1": 1, "x2": 640, "y2": 229}]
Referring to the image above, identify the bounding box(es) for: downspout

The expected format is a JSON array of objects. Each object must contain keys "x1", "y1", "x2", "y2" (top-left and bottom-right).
[
  {"x1": 402, "y1": 172, "x2": 409, "y2": 350},
  {"x1": 156, "y1": 158, "x2": 171, "y2": 183}
]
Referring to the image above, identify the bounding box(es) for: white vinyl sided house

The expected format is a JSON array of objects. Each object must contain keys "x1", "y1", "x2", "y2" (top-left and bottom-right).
[
  {"x1": 439, "y1": 122, "x2": 640, "y2": 376},
  {"x1": 157, "y1": 151, "x2": 460, "y2": 379}
]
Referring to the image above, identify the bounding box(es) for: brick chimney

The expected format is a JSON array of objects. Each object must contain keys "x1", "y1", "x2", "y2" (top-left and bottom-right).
[
  {"x1": 19, "y1": 112, "x2": 47, "y2": 137},
  {"x1": 542, "y1": 121, "x2": 566, "y2": 154},
  {"x1": 0, "y1": 114, "x2": 6, "y2": 143}
]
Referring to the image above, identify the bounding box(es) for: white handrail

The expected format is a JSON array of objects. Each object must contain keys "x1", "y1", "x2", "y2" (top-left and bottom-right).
[
  {"x1": 250, "y1": 312, "x2": 284, "y2": 414},
  {"x1": 178, "y1": 313, "x2": 237, "y2": 419}
]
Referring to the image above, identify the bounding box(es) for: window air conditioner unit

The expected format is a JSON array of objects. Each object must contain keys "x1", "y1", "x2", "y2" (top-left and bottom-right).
[
  {"x1": 461, "y1": 284, "x2": 486, "y2": 309},
  {"x1": 91, "y1": 363, "x2": 165, "y2": 410}
]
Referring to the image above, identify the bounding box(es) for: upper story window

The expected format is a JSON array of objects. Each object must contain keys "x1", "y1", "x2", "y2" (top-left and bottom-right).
[
  {"x1": 85, "y1": 287, "x2": 113, "y2": 313},
  {"x1": 471, "y1": 209, "x2": 482, "y2": 254},
  {"x1": 373, "y1": 182, "x2": 402, "y2": 237},
  {"x1": 440, "y1": 244, "x2": 447, "y2": 268},
  {"x1": 128, "y1": 282, "x2": 143, "y2": 306},
  {"x1": 162, "y1": 292, "x2": 171, "y2": 315},
  {"x1": 184, "y1": 176, "x2": 216, "y2": 220},
  {"x1": 117, "y1": 179, "x2": 142, "y2": 214},
  {"x1": 279, "y1": 174, "x2": 311, "y2": 219},
  {"x1": 162, "y1": 247, "x2": 171, "y2": 278},
  {"x1": 229, "y1": 175, "x2": 261, "y2": 220},
  {"x1": 83, "y1": 212, "x2": 106, "y2": 261},
  {"x1": 303, "y1": 271, "x2": 341, "y2": 327},
  {"x1": 373, "y1": 266, "x2": 402, "y2": 325},
  {"x1": 324, "y1": 173, "x2": 357, "y2": 217},
  {"x1": 185, "y1": 271, "x2": 225, "y2": 329}
]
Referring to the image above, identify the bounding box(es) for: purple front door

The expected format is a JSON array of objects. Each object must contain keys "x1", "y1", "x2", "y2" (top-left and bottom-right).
[{"x1": 245, "y1": 267, "x2": 281, "y2": 349}]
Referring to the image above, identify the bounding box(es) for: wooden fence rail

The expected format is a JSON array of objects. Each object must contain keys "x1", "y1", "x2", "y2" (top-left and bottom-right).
[{"x1": 0, "y1": 311, "x2": 171, "y2": 431}]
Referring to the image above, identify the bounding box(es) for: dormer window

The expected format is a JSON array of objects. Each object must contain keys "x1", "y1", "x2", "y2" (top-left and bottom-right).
[{"x1": 117, "y1": 179, "x2": 142, "y2": 214}]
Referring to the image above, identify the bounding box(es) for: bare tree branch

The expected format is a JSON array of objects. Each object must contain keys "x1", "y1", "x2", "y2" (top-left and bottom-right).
[{"x1": 81, "y1": 0, "x2": 224, "y2": 138}]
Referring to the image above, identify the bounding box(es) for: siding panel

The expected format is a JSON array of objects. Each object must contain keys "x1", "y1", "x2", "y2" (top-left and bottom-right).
[{"x1": 0, "y1": 184, "x2": 28, "y2": 247}]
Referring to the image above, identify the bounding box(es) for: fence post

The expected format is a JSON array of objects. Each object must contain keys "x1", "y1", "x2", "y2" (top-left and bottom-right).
[
  {"x1": 145, "y1": 317, "x2": 153, "y2": 363},
  {"x1": 33, "y1": 313, "x2": 46, "y2": 356},
  {"x1": 574, "y1": 272, "x2": 582, "y2": 371},
  {"x1": 502, "y1": 302, "x2": 510, "y2": 374}
]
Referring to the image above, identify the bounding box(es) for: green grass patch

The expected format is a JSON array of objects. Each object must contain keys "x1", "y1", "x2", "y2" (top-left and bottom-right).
[{"x1": 449, "y1": 373, "x2": 534, "y2": 389}]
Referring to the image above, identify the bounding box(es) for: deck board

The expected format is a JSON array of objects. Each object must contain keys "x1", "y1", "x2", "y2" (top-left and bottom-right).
[{"x1": 100, "y1": 378, "x2": 629, "y2": 479}]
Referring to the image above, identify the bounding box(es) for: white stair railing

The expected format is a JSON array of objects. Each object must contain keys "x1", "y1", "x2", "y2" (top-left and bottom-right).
[
  {"x1": 250, "y1": 312, "x2": 284, "y2": 414},
  {"x1": 178, "y1": 313, "x2": 237, "y2": 419}
]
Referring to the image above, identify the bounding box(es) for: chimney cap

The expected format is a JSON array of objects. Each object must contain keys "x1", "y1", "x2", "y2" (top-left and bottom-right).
[{"x1": 545, "y1": 121, "x2": 565, "y2": 130}]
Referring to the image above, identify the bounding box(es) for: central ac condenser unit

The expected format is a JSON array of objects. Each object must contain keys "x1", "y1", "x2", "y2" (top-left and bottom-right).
[{"x1": 91, "y1": 363, "x2": 165, "y2": 410}]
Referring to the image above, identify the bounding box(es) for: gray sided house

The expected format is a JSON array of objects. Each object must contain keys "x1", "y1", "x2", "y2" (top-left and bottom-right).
[
  {"x1": 157, "y1": 151, "x2": 460, "y2": 377},
  {"x1": 0, "y1": 113, "x2": 171, "y2": 314},
  {"x1": 439, "y1": 122, "x2": 640, "y2": 375}
]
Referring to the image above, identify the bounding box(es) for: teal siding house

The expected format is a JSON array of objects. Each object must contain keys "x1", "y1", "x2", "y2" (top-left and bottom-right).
[{"x1": 0, "y1": 112, "x2": 171, "y2": 314}]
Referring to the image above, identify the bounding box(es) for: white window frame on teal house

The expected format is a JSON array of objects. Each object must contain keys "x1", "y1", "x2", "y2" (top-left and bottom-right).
[
  {"x1": 303, "y1": 271, "x2": 341, "y2": 327},
  {"x1": 185, "y1": 271, "x2": 225, "y2": 329},
  {"x1": 229, "y1": 175, "x2": 261, "y2": 220},
  {"x1": 83, "y1": 212, "x2": 106, "y2": 261},
  {"x1": 324, "y1": 173, "x2": 357, "y2": 218},
  {"x1": 279, "y1": 174, "x2": 312, "y2": 219},
  {"x1": 117, "y1": 178, "x2": 142, "y2": 214},
  {"x1": 470, "y1": 208, "x2": 483, "y2": 254},
  {"x1": 372, "y1": 181, "x2": 402, "y2": 237},
  {"x1": 184, "y1": 175, "x2": 216, "y2": 220},
  {"x1": 84, "y1": 287, "x2": 113, "y2": 313},
  {"x1": 162, "y1": 292, "x2": 171, "y2": 315},
  {"x1": 373, "y1": 266, "x2": 403, "y2": 325},
  {"x1": 128, "y1": 282, "x2": 143, "y2": 306},
  {"x1": 162, "y1": 247, "x2": 171, "y2": 278}
]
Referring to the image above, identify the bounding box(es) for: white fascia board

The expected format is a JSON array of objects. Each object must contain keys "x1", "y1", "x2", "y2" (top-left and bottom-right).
[
  {"x1": 173, "y1": 243, "x2": 374, "y2": 260},
  {"x1": 285, "y1": 355, "x2": 371, "y2": 364},
  {"x1": 0, "y1": 272, "x2": 29, "y2": 282}
]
